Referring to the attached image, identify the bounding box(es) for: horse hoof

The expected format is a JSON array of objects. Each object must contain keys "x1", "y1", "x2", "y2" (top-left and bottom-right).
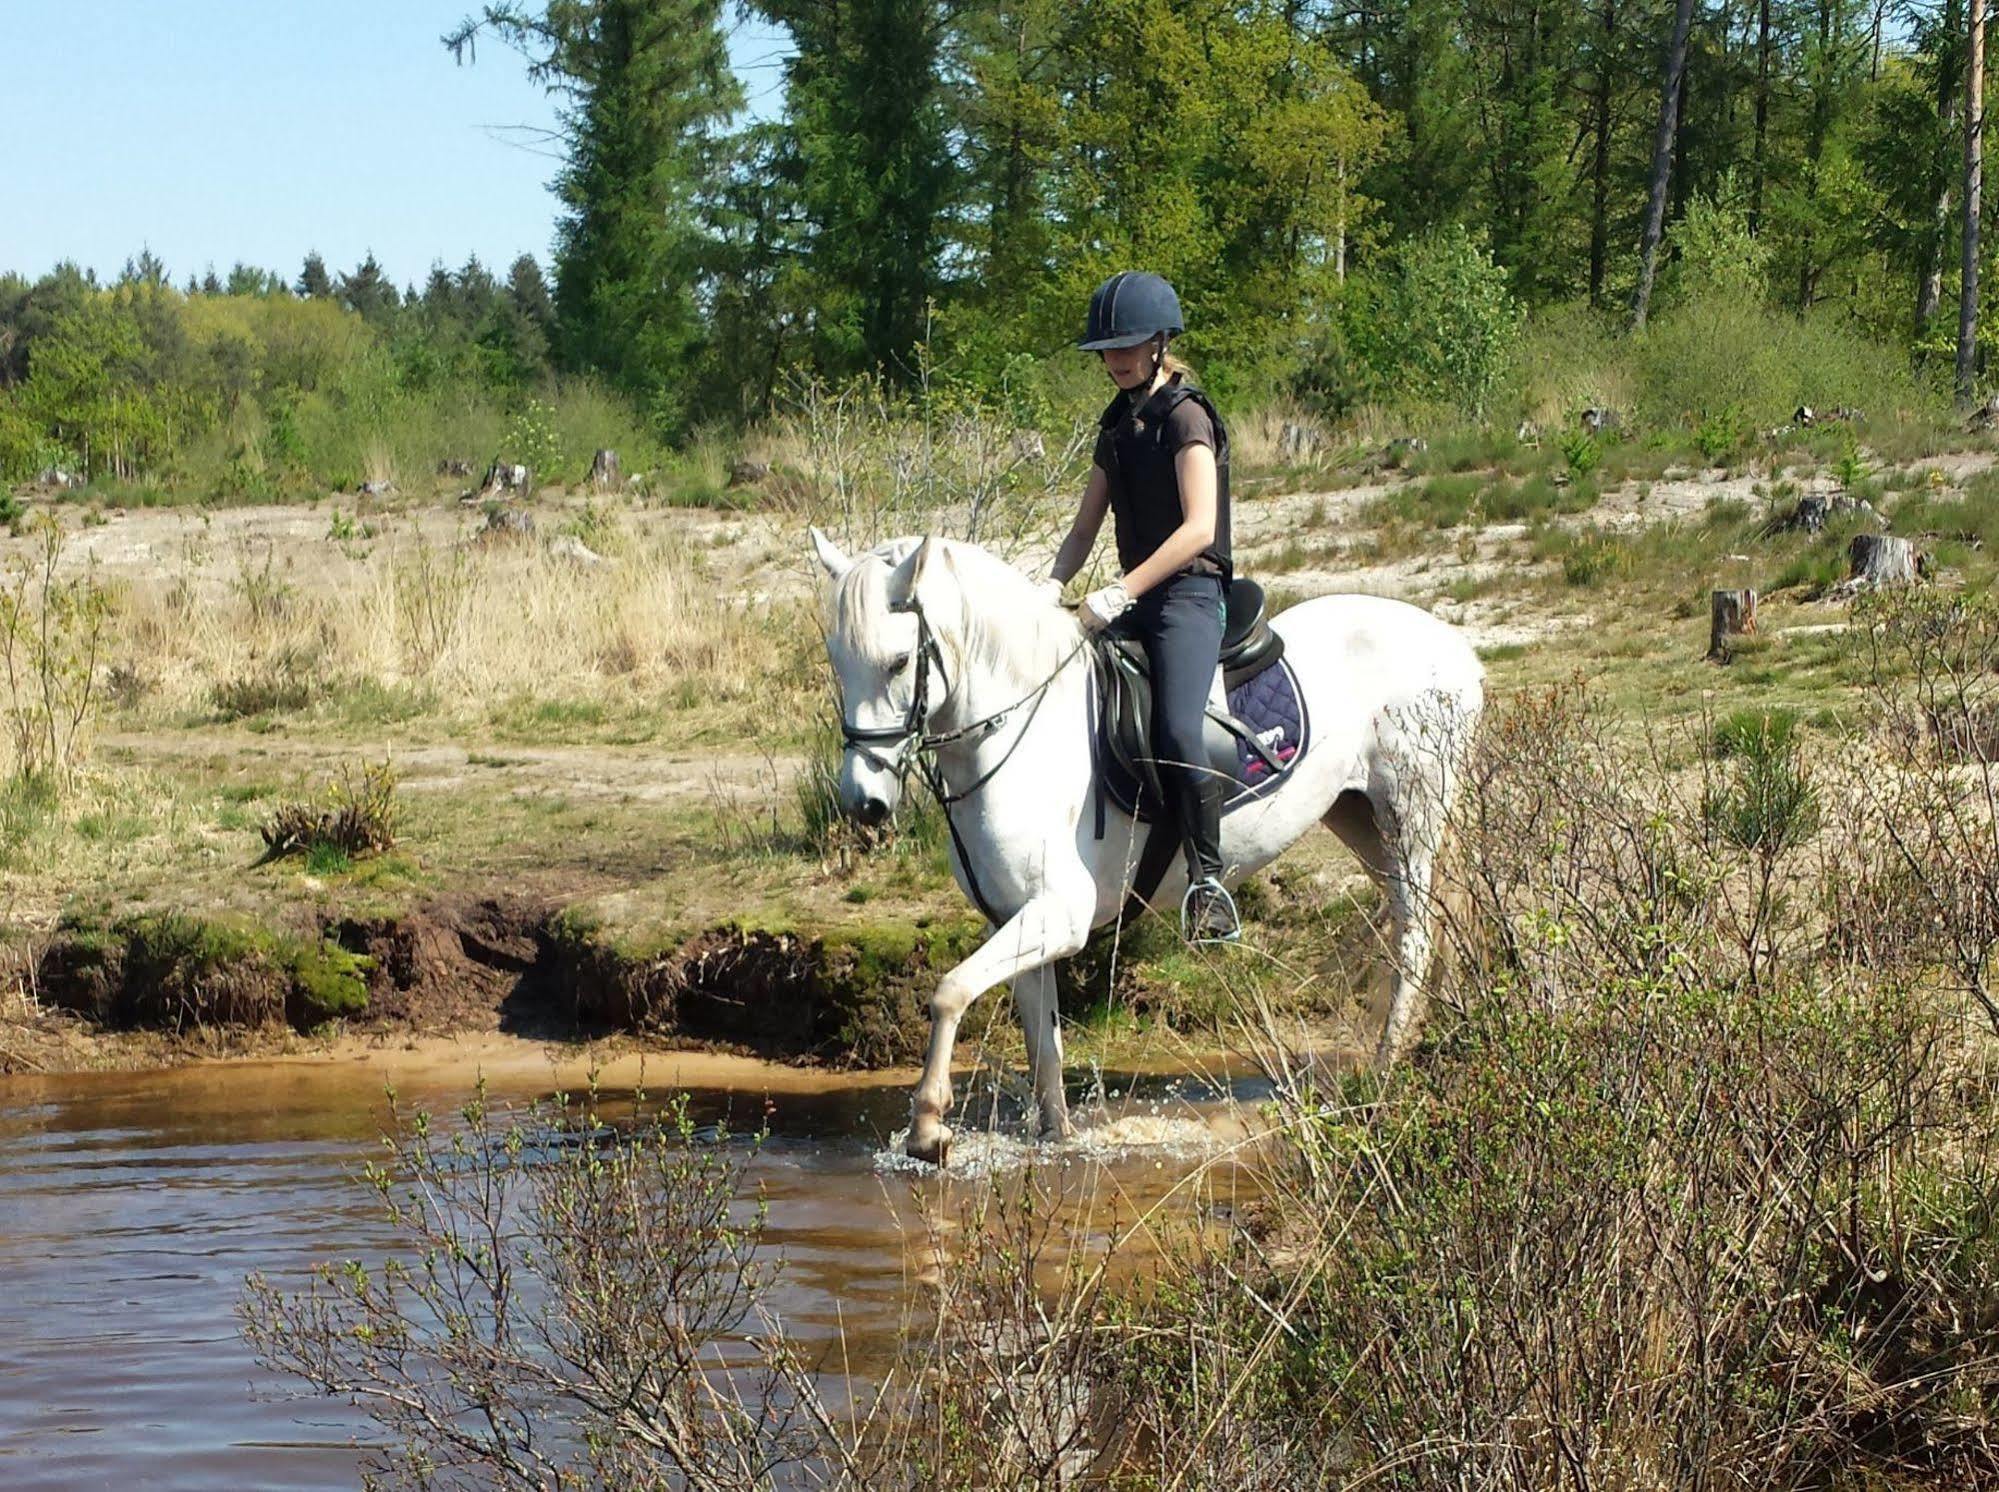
[{"x1": 905, "y1": 1125, "x2": 953, "y2": 1167}]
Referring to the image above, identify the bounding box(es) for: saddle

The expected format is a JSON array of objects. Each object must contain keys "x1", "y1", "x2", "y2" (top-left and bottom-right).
[{"x1": 1090, "y1": 577, "x2": 1299, "y2": 825}]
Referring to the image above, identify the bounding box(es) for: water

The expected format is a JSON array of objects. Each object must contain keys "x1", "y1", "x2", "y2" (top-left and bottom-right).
[{"x1": 0, "y1": 1041, "x2": 1262, "y2": 1490}]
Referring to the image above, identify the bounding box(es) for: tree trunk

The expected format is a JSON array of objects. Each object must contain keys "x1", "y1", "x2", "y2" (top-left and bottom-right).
[
  {"x1": 1798, "y1": 0, "x2": 1838, "y2": 313},
  {"x1": 1751, "y1": 0, "x2": 1772, "y2": 232},
  {"x1": 1848, "y1": 533, "x2": 1923, "y2": 586},
  {"x1": 1920, "y1": 0, "x2": 1963, "y2": 335},
  {"x1": 1960, "y1": 0, "x2": 1987, "y2": 405},
  {"x1": 1709, "y1": 589, "x2": 1758, "y2": 659},
  {"x1": 1632, "y1": 0, "x2": 1697, "y2": 329},
  {"x1": 1335, "y1": 155, "x2": 1348, "y2": 282},
  {"x1": 1589, "y1": 0, "x2": 1617, "y2": 305}
]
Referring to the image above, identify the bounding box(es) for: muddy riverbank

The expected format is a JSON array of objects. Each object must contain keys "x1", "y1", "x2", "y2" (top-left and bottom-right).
[{"x1": 8, "y1": 893, "x2": 995, "y2": 1075}]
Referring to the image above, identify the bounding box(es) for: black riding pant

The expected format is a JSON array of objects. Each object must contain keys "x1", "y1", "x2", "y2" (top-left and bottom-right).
[{"x1": 1128, "y1": 572, "x2": 1226, "y2": 884}]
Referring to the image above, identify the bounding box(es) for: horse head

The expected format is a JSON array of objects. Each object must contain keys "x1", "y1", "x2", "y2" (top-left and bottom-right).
[{"x1": 810, "y1": 529, "x2": 951, "y2": 826}]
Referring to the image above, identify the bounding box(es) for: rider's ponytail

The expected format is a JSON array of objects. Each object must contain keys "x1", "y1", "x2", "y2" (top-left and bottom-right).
[{"x1": 1158, "y1": 337, "x2": 1197, "y2": 385}]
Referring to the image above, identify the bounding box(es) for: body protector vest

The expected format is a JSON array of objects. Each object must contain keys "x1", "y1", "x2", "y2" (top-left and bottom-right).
[{"x1": 1096, "y1": 377, "x2": 1233, "y2": 584}]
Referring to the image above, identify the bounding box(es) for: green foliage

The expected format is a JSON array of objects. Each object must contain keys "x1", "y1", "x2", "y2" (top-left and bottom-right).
[
  {"x1": 1664, "y1": 187, "x2": 1770, "y2": 306},
  {"x1": 1711, "y1": 705, "x2": 1801, "y2": 760},
  {"x1": 1558, "y1": 428, "x2": 1600, "y2": 477},
  {"x1": 1338, "y1": 228, "x2": 1524, "y2": 414},
  {"x1": 1632, "y1": 295, "x2": 1938, "y2": 433},
  {"x1": 1559, "y1": 530, "x2": 1636, "y2": 587},
  {"x1": 53, "y1": 912, "x2": 374, "y2": 1033},
  {"x1": 450, "y1": 1, "x2": 742, "y2": 436},
  {"x1": 1832, "y1": 436, "x2": 1869, "y2": 489},
  {"x1": 1694, "y1": 404, "x2": 1747, "y2": 461},
  {"x1": 1702, "y1": 712, "x2": 1819, "y2": 854},
  {"x1": 504, "y1": 396, "x2": 563, "y2": 490}
]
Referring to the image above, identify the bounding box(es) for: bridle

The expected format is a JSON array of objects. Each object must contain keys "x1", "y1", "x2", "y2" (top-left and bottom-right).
[
  {"x1": 834, "y1": 591, "x2": 1089, "y2": 923},
  {"x1": 836, "y1": 597, "x2": 953, "y2": 776}
]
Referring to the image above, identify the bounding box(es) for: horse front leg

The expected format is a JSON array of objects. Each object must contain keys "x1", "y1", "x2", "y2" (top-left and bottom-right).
[
  {"x1": 1012, "y1": 963, "x2": 1071, "y2": 1141},
  {"x1": 908, "y1": 896, "x2": 1090, "y2": 1165}
]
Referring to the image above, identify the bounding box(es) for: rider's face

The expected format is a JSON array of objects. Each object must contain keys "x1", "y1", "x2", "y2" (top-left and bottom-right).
[{"x1": 1099, "y1": 342, "x2": 1154, "y2": 391}]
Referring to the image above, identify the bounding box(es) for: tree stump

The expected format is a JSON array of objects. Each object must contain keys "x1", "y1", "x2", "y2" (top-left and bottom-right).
[
  {"x1": 1763, "y1": 491, "x2": 1883, "y2": 536},
  {"x1": 481, "y1": 506, "x2": 535, "y2": 542},
  {"x1": 1708, "y1": 589, "x2": 1758, "y2": 659},
  {"x1": 1847, "y1": 533, "x2": 1921, "y2": 587},
  {"x1": 1278, "y1": 422, "x2": 1322, "y2": 461},
  {"x1": 480, "y1": 460, "x2": 528, "y2": 499},
  {"x1": 589, "y1": 448, "x2": 621, "y2": 492}
]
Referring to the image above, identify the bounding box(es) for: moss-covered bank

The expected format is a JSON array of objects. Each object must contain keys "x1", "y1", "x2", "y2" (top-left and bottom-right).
[{"x1": 31, "y1": 897, "x2": 986, "y2": 1068}]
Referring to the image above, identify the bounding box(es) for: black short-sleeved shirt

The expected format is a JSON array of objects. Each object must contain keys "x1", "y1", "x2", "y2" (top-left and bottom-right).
[{"x1": 1092, "y1": 375, "x2": 1232, "y2": 583}]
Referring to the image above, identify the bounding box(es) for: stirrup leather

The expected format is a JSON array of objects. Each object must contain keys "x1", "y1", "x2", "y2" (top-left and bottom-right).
[{"x1": 1181, "y1": 877, "x2": 1241, "y2": 945}]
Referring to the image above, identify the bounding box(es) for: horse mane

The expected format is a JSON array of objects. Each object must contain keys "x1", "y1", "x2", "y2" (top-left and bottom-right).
[
  {"x1": 936, "y1": 539, "x2": 1084, "y2": 693},
  {"x1": 829, "y1": 536, "x2": 1082, "y2": 692}
]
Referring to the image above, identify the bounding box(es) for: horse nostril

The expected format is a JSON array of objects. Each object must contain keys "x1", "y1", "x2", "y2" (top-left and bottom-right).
[{"x1": 857, "y1": 796, "x2": 889, "y2": 827}]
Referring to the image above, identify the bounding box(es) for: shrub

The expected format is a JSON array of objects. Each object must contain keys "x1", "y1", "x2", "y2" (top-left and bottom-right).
[
  {"x1": 1711, "y1": 704, "x2": 1801, "y2": 758},
  {"x1": 1559, "y1": 427, "x2": 1600, "y2": 477},
  {"x1": 1560, "y1": 531, "x2": 1635, "y2": 586},
  {"x1": 258, "y1": 759, "x2": 398, "y2": 863},
  {"x1": 504, "y1": 395, "x2": 563, "y2": 492},
  {"x1": 210, "y1": 646, "x2": 323, "y2": 719},
  {"x1": 0, "y1": 515, "x2": 109, "y2": 790},
  {"x1": 1334, "y1": 228, "x2": 1524, "y2": 417}
]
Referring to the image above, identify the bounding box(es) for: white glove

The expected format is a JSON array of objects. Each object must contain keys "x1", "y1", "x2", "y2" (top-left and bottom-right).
[
  {"x1": 1080, "y1": 581, "x2": 1132, "y2": 633},
  {"x1": 1035, "y1": 578, "x2": 1065, "y2": 606}
]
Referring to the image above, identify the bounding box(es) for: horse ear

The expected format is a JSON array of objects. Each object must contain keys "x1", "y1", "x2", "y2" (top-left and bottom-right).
[
  {"x1": 809, "y1": 526, "x2": 852, "y2": 582},
  {"x1": 887, "y1": 535, "x2": 936, "y2": 610}
]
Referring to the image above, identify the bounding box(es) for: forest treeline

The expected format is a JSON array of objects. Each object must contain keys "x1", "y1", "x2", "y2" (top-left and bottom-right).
[{"x1": 2, "y1": 0, "x2": 1994, "y2": 492}]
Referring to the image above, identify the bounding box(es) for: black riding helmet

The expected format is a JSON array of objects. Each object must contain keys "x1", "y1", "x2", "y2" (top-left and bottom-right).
[{"x1": 1078, "y1": 271, "x2": 1184, "y2": 350}]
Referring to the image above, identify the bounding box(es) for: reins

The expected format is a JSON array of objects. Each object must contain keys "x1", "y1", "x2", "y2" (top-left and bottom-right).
[{"x1": 836, "y1": 593, "x2": 1089, "y2": 925}]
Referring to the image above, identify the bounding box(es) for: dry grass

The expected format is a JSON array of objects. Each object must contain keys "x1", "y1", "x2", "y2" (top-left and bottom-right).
[{"x1": 107, "y1": 518, "x2": 818, "y2": 727}]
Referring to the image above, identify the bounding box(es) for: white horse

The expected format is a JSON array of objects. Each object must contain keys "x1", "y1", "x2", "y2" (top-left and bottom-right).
[{"x1": 811, "y1": 529, "x2": 1484, "y2": 1165}]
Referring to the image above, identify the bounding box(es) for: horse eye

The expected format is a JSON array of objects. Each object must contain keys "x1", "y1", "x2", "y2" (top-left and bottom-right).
[{"x1": 887, "y1": 653, "x2": 912, "y2": 674}]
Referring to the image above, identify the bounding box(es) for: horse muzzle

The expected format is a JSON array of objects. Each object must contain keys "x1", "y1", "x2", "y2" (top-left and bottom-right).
[{"x1": 838, "y1": 753, "x2": 904, "y2": 825}]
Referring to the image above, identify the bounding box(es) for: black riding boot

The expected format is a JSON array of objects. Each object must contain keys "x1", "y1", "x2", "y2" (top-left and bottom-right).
[{"x1": 1171, "y1": 769, "x2": 1238, "y2": 943}]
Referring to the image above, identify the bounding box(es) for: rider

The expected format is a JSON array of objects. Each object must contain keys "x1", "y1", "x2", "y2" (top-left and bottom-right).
[{"x1": 1048, "y1": 271, "x2": 1240, "y2": 944}]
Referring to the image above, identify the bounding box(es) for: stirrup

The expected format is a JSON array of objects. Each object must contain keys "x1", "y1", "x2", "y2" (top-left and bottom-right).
[{"x1": 1181, "y1": 877, "x2": 1241, "y2": 945}]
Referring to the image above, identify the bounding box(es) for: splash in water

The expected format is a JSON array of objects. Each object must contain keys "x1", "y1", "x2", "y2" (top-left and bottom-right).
[{"x1": 873, "y1": 1105, "x2": 1240, "y2": 1178}]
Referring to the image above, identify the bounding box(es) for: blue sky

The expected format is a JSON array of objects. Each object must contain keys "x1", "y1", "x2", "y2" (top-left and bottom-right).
[{"x1": 3, "y1": 1, "x2": 790, "y2": 290}]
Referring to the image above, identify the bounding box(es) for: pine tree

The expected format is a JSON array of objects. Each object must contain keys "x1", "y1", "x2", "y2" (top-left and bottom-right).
[
  {"x1": 120, "y1": 249, "x2": 169, "y2": 290},
  {"x1": 761, "y1": 0, "x2": 954, "y2": 378},
  {"x1": 337, "y1": 253, "x2": 399, "y2": 325},
  {"x1": 455, "y1": 255, "x2": 499, "y2": 324},
  {"x1": 227, "y1": 263, "x2": 287, "y2": 296},
  {"x1": 296, "y1": 252, "x2": 333, "y2": 299},
  {"x1": 447, "y1": 1, "x2": 742, "y2": 432},
  {"x1": 505, "y1": 254, "x2": 555, "y2": 336}
]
